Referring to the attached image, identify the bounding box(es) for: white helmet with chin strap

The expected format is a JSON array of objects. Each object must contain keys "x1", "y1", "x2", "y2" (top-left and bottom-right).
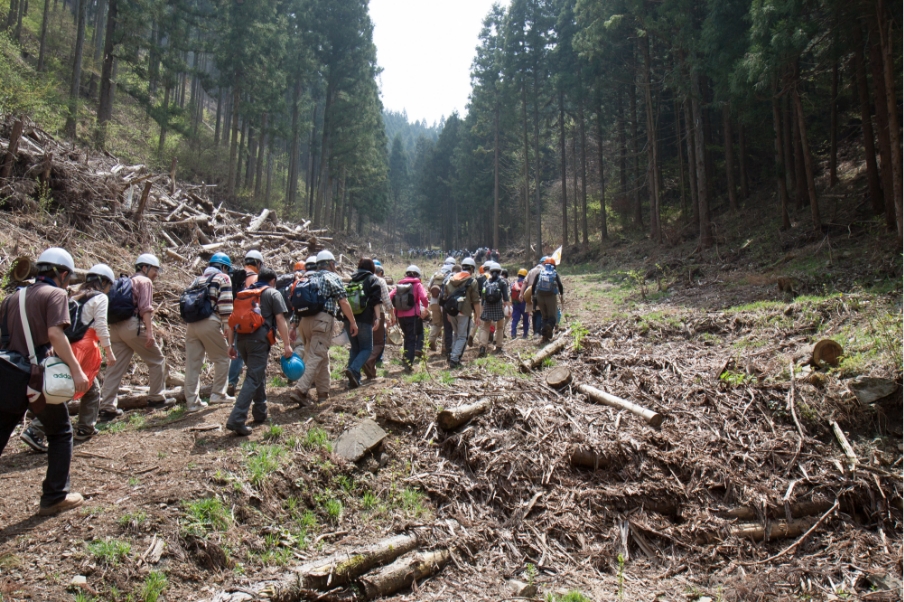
[
  {"x1": 316, "y1": 250, "x2": 335, "y2": 263},
  {"x1": 461, "y1": 257, "x2": 477, "y2": 269},
  {"x1": 36, "y1": 247, "x2": 75, "y2": 273},
  {"x1": 244, "y1": 249, "x2": 264, "y2": 264},
  {"x1": 87, "y1": 263, "x2": 115, "y2": 283},
  {"x1": 444, "y1": 256, "x2": 455, "y2": 265},
  {"x1": 405, "y1": 264, "x2": 421, "y2": 278},
  {"x1": 135, "y1": 253, "x2": 160, "y2": 269}
]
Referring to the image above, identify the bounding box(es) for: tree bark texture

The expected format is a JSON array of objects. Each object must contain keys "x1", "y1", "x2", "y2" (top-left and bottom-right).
[
  {"x1": 675, "y1": 98, "x2": 687, "y2": 218},
  {"x1": 690, "y1": 71, "x2": 711, "y2": 247},
  {"x1": 559, "y1": 90, "x2": 568, "y2": 247},
  {"x1": 37, "y1": 0, "x2": 51, "y2": 71},
  {"x1": 722, "y1": 103, "x2": 737, "y2": 211},
  {"x1": 629, "y1": 61, "x2": 642, "y2": 228},
  {"x1": 684, "y1": 99, "x2": 699, "y2": 229},
  {"x1": 640, "y1": 36, "x2": 661, "y2": 242},
  {"x1": 829, "y1": 60, "x2": 839, "y2": 187},
  {"x1": 876, "y1": 0, "x2": 903, "y2": 238},
  {"x1": 227, "y1": 85, "x2": 240, "y2": 197},
  {"x1": 791, "y1": 85, "x2": 822, "y2": 233},
  {"x1": 869, "y1": 36, "x2": 898, "y2": 231},
  {"x1": 596, "y1": 103, "x2": 608, "y2": 241},
  {"x1": 772, "y1": 94, "x2": 792, "y2": 230},
  {"x1": 850, "y1": 28, "x2": 883, "y2": 215},
  {"x1": 579, "y1": 92, "x2": 588, "y2": 245},
  {"x1": 64, "y1": 0, "x2": 89, "y2": 139},
  {"x1": 493, "y1": 101, "x2": 500, "y2": 249},
  {"x1": 533, "y1": 70, "x2": 542, "y2": 261},
  {"x1": 95, "y1": 0, "x2": 117, "y2": 148},
  {"x1": 737, "y1": 119, "x2": 749, "y2": 199}
]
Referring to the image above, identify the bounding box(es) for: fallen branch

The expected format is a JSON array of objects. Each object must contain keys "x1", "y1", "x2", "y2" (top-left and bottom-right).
[
  {"x1": 749, "y1": 499, "x2": 839, "y2": 564},
  {"x1": 720, "y1": 500, "x2": 833, "y2": 521},
  {"x1": 247, "y1": 208, "x2": 270, "y2": 232},
  {"x1": 519, "y1": 329, "x2": 572, "y2": 373},
  {"x1": 298, "y1": 532, "x2": 419, "y2": 590},
  {"x1": 569, "y1": 447, "x2": 611, "y2": 470},
  {"x1": 358, "y1": 548, "x2": 450, "y2": 600},
  {"x1": 575, "y1": 383, "x2": 664, "y2": 428},
  {"x1": 830, "y1": 420, "x2": 858, "y2": 470},
  {"x1": 436, "y1": 398, "x2": 493, "y2": 430}
]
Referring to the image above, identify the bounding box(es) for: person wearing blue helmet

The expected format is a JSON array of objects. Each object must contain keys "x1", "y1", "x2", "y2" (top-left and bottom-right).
[{"x1": 181, "y1": 252, "x2": 235, "y2": 413}]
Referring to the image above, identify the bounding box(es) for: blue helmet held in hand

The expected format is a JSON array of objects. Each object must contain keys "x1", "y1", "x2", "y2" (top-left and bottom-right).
[{"x1": 280, "y1": 353, "x2": 305, "y2": 381}]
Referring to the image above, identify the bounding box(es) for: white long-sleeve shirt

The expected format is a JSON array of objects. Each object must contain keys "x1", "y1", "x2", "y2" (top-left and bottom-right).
[{"x1": 81, "y1": 293, "x2": 111, "y2": 347}]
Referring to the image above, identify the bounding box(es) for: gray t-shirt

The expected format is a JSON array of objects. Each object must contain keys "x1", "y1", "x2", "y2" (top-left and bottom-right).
[{"x1": 238, "y1": 286, "x2": 287, "y2": 342}]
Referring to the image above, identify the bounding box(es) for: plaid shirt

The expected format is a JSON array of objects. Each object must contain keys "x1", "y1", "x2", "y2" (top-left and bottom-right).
[
  {"x1": 309, "y1": 270, "x2": 347, "y2": 315},
  {"x1": 480, "y1": 277, "x2": 510, "y2": 322}
]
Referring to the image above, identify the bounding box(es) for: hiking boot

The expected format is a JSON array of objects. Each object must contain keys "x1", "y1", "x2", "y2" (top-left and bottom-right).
[
  {"x1": 38, "y1": 493, "x2": 83, "y2": 516},
  {"x1": 73, "y1": 426, "x2": 99, "y2": 441},
  {"x1": 494, "y1": 346, "x2": 504, "y2": 355},
  {"x1": 208, "y1": 393, "x2": 235, "y2": 404},
  {"x1": 186, "y1": 401, "x2": 208, "y2": 414},
  {"x1": 448, "y1": 360, "x2": 462, "y2": 370},
  {"x1": 98, "y1": 408, "x2": 123, "y2": 421},
  {"x1": 252, "y1": 415, "x2": 268, "y2": 425},
  {"x1": 20, "y1": 427, "x2": 47, "y2": 453},
  {"x1": 362, "y1": 364, "x2": 377, "y2": 379},
  {"x1": 478, "y1": 346, "x2": 487, "y2": 358},
  {"x1": 226, "y1": 423, "x2": 253, "y2": 437},
  {"x1": 287, "y1": 389, "x2": 308, "y2": 406},
  {"x1": 226, "y1": 383, "x2": 237, "y2": 397},
  {"x1": 317, "y1": 394, "x2": 330, "y2": 404},
  {"x1": 467, "y1": 336, "x2": 474, "y2": 347},
  {"x1": 345, "y1": 369, "x2": 361, "y2": 389},
  {"x1": 147, "y1": 396, "x2": 177, "y2": 409},
  {"x1": 428, "y1": 340, "x2": 437, "y2": 352}
]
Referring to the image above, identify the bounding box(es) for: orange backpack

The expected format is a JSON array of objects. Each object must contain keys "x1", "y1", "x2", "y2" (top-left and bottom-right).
[{"x1": 228, "y1": 286, "x2": 268, "y2": 334}]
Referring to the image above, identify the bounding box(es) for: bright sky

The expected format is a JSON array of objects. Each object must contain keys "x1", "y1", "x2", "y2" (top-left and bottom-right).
[{"x1": 370, "y1": 0, "x2": 508, "y2": 126}]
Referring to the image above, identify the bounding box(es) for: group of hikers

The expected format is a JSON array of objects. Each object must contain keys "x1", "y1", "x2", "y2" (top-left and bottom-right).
[{"x1": 0, "y1": 244, "x2": 564, "y2": 515}]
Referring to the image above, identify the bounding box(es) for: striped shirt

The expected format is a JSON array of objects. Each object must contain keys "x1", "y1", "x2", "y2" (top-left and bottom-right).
[{"x1": 191, "y1": 267, "x2": 234, "y2": 317}]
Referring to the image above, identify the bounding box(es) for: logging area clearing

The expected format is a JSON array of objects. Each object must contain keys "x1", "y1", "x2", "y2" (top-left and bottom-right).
[{"x1": 0, "y1": 117, "x2": 902, "y2": 601}]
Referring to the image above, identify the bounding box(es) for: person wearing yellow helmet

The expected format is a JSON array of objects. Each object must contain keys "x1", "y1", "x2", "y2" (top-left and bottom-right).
[{"x1": 510, "y1": 268, "x2": 530, "y2": 339}]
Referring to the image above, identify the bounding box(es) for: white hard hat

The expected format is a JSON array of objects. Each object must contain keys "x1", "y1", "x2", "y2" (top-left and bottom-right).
[
  {"x1": 488, "y1": 262, "x2": 502, "y2": 273},
  {"x1": 305, "y1": 255, "x2": 318, "y2": 266},
  {"x1": 244, "y1": 249, "x2": 264, "y2": 263},
  {"x1": 316, "y1": 250, "x2": 335, "y2": 263},
  {"x1": 87, "y1": 263, "x2": 115, "y2": 283},
  {"x1": 461, "y1": 257, "x2": 477, "y2": 268},
  {"x1": 444, "y1": 256, "x2": 455, "y2": 264},
  {"x1": 37, "y1": 247, "x2": 75, "y2": 272},
  {"x1": 136, "y1": 253, "x2": 160, "y2": 269},
  {"x1": 405, "y1": 264, "x2": 421, "y2": 277}
]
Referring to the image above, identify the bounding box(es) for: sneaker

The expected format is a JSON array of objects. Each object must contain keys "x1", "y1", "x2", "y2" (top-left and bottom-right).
[
  {"x1": 208, "y1": 393, "x2": 235, "y2": 404},
  {"x1": 73, "y1": 426, "x2": 98, "y2": 441},
  {"x1": 287, "y1": 390, "x2": 308, "y2": 406},
  {"x1": 186, "y1": 401, "x2": 208, "y2": 413},
  {"x1": 20, "y1": 427, "x2": 47, "y2": 453},
  {"x1": 98, "y1": 408, "x2": 123, "y2": 421},
  {"x1": 226, "y1": 423, "x2": 252, "y2": 436},
  {"x1": 345, "y1": 369, "x2": 361, "y2": 389},
  {"x1": 38, "y1": 493, "x2": 83, "y2": 516},
  {"x1": 226, "y1": 383, "x2": 237, "y2": 397},
  {"x1": 147, "y1": 396, "x2": 177, "y2": 409}
]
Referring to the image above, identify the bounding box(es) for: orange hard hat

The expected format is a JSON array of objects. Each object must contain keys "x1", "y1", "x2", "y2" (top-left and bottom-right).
[
  {"x1": 544, "y1": 258, "x2": 556, "y2": 265},
  {"x1": 294, "y1": 261, "x2": 304, "y2": 271}
]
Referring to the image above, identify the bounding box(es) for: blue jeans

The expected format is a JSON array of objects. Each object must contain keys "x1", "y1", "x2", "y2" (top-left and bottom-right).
[
  {"x1": 227, "y1": 356, "x2": 244, "y2": 386},
  {"x1": 346, "y1": 321, "x2": 373, "y2": 380},
  {"x1": 227, "y1": 337, "x2": 269, "y2": 427},
  {"x1": 0, "y1": 403, "x2": 72, "y2": 507},
  {"x1": 511, "y1": 302, "x2": 529, "y2": 338}
]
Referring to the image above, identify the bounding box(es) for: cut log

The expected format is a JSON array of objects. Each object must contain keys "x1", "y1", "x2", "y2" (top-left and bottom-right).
[
  {"x1": 247, "y1": 208, "x2": 271, "y2": 232},
  {"x1": 298, "y1": 533, "x2": 419, "y2": 590},
  {"x1": 720, "y1": 500, "x2": 833, "y2": 521},
  {"x1": 519, "y1": 329, "x2": 572, "y2": 373},
  {"x1": 358, "y1": 548, "x2": 451, "y2": 600},
  {"x1": 545, "y1": 366, "x2": 573, "y2": 389},
  {"x1": 165, "y1": 248, "x2": 188, "y2": 263},
  {"x1": 160, "y1": 230, "x2": 180, "y2": 248},
  {"x1": 830, "y1": 420, "x2": 858, "y2": 469},
  {"x1": 200, "y1": 242, "x2": 224, "y2": 253},
  {"x1": 436, "y1": 397, "x2": 493, "y2": 430},
  {"x1": 165, "y1": 201, "x2": 186, "y2": 222},
  {"x1": 169, "y1": 215, "x2": 209, "y2": 228},
  {"x1": 575, "y1": 383, "x2": 664, "y2": 428},
  {"x1": 195, "y1": 225, "x2": 211, "y2": 245},
  {"x1": 569, "y1": 447, "x2": 611, "y2": 470},
  {"x1": 811, "y1": 339, "x2": 843, "y2": 367},
  {"x1": 696, "y1": 517, "x2": 817, "y2": 544},
  {"x1": 169, "y1": 157, "x2": 178, "y2": 195}
]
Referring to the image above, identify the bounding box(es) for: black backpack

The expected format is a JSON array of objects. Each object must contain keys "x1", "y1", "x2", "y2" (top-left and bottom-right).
[
  {"x1": 108, "y1": 276, "x2": 137, "y2": 324},
  {"x1": 275, "y1": 273, "x2": 296, "y2": 308},
  {"x1": 231, "y1": 268, "x2": 248, "y2": 293},
  {"x1": 291, "y1": 275, "x2": 327, "y2": 316},
  {"x1": 392, "y1": 283, "x2": 414, "y2": 311},
  {"x1": 443, "y1": 278, "x2": 472, "y2": 317},
  {"x1": 483, "y1": 279, "x2": 502, "y2": 304},
  {"x1": 179, "y1": 275, "x2": 217, "y2": 324},
  {"x1": 63, "y1": 294, "x2": 96, "y2": 342}
]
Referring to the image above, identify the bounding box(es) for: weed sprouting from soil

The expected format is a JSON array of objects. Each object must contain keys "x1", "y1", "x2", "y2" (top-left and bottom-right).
[
  {"x1": 87, "y1": 538, "x2": 131, "y2": 565},
  {"x1": 182, "y1": 497, "x2": 232, "y2": 536},
  {"x1": 140, "y1": 571, "x2": 168, "y2": 602},
  {"x1": 546, "y1": 591, "x2": 593, "y2": 602},
  {"x1": 303, "y1": 427, "x2": 332, "y2": 452},
  {"x1": 118, "y1": 511, "x2": 148, "y2": 530},
  {"x1": 243, "y1": 443, "x2": 288, "y2": 486},
  {"x1": 263, "y1": 424, "x2": 284, "y2": 441}
]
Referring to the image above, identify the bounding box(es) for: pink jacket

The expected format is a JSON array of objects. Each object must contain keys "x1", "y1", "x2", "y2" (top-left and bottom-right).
[{"x1": 390, "y1": 277, "x2": 428, "y2": 318}]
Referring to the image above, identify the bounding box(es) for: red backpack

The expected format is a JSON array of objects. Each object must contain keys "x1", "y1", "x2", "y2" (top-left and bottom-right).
[{"x1": 511, "y1": 280, "x2": 524, "y2": 303}]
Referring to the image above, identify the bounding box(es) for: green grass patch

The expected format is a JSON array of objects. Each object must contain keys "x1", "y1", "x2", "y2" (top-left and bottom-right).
[
  {"x1": 303, "y1": 426, "x2": 332, "y2": 452},
  {"x1": 118, "y1": 510, "x2": 148, "y2": 529},
  {"x1": 270, "y1": 375, "x2": 288, "y2": 387},
  {"x1": 182, "y1": 497, "x2": 232, "y2": 536},
  {"x1": 546, "y1": 592, "x2": 593, "y2": 602},
  {"x1": 263, "y1": 423, "x2": 284, "y2": 441},
  {"x1": 243, "y1": 443, "x2": 288, "y2": 486},
  {"x1": 329, "y1": 347, "x2": 350, "y2": 380},
  {"x1": 474, "y1": 355, "x2": 521, "y2": 377},
  {"x1": 139, "y1": 570, "x2": 168, "y2": 602},
  {"x1": 87, "y1": 538, "x2": 131, "y2": 566},
  {"x1": 719, "y1": 370, "x2": 754, "y2": 387},
  {"x1": 323, "y1": 498, "x2": 343, "y2": 524},
  {"x1": 403, "y1": 370, "x2": 430, "y2": 383}
]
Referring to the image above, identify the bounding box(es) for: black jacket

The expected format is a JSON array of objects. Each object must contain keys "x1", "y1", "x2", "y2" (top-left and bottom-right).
[{"x1": 347, "y1": 269, "x2": 382, "y2": 325}]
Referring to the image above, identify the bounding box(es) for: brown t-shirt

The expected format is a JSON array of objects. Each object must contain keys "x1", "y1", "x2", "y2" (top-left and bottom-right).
[
  {"x1": 131, "y1": 273, "x2": 155, "y2": 317},
  {"x1": 0, "y1": 282, "x2": 70, "y2": 358}
]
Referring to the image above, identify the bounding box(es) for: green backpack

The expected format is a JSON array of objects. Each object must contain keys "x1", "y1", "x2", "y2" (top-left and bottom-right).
[{"x1": 345, "y1": 280, "x2": 367, "y2": 315}]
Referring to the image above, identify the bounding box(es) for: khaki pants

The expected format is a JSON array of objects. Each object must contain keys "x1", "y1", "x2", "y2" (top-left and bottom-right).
[
  {"x1": 184, "y1": 315, "x2": 230, "y2": 407},
  {"x1": 100, "y1": 316, "x2": 167, "y2": 411},
  {"x1": 478, "y1": 318, "x2": 504, "y2": 348},
  {"x1": 294, "y1": 312, "x2": 334, "y2": 397},
  {"x1": 536, "y1": 292, "x2": 559, "y2": 338}
]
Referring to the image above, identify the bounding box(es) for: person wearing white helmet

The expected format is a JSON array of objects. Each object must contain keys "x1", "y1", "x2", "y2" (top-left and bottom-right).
[
  {"x1": 444, "y1": 257, "x2": 482, "y2": 369},
  {"x1": 477, "y1": 262, "x2": 510, "y2": 357},
  {"x1": 99, "y1": 253, "x2": 174, "y2": 418},
  {"x1": 226, "y1": 249, "x2": 267, "y2": 396},
  {"x1": 0, "y1": 247, "x2": 89, "y2": 515},
  {"x1": 288, "y1": 250, "x2": 358, "y2": 404},
  {"x1": 21, "y1": 263, "x2": 119, "y2": 448},
  {"x1": 390, "y1": 265, "x2": 429, "y2": 372}
]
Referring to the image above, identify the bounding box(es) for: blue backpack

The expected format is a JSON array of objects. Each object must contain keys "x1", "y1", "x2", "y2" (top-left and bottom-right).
[
  {"x1": 290, "y1": 274, "x2": 327, "y2": 317},
  {"x1": 536, "y1": 266, "x2": 557, "y2": 293},
  {"x1": 108, "y1": 276, "x2": 137, "y2": 324}
]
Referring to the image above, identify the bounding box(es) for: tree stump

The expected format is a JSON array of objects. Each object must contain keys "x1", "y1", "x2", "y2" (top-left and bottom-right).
[
  {"x1": 811, "y1": 339, "x2": 843, "y2": 367},
  {"x1": 545, "y1": 366, "x2": 572, "y2": 389}
]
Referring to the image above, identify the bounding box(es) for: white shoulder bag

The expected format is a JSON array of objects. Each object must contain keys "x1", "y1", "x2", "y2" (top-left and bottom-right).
[{"x1": 20, "y1": 287, "x2": 75, "y2": 405}]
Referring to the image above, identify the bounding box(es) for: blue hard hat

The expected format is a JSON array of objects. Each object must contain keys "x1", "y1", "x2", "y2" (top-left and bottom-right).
[
  {"x1": 280, "y1": 353, "x2": 305, "y2": 381},
  {"x1": 210, "y1": 252, "x2": 232, "y2": 270},
  {"x1": 373, "y1": 259, "x2": 382, "y2": 266}
]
